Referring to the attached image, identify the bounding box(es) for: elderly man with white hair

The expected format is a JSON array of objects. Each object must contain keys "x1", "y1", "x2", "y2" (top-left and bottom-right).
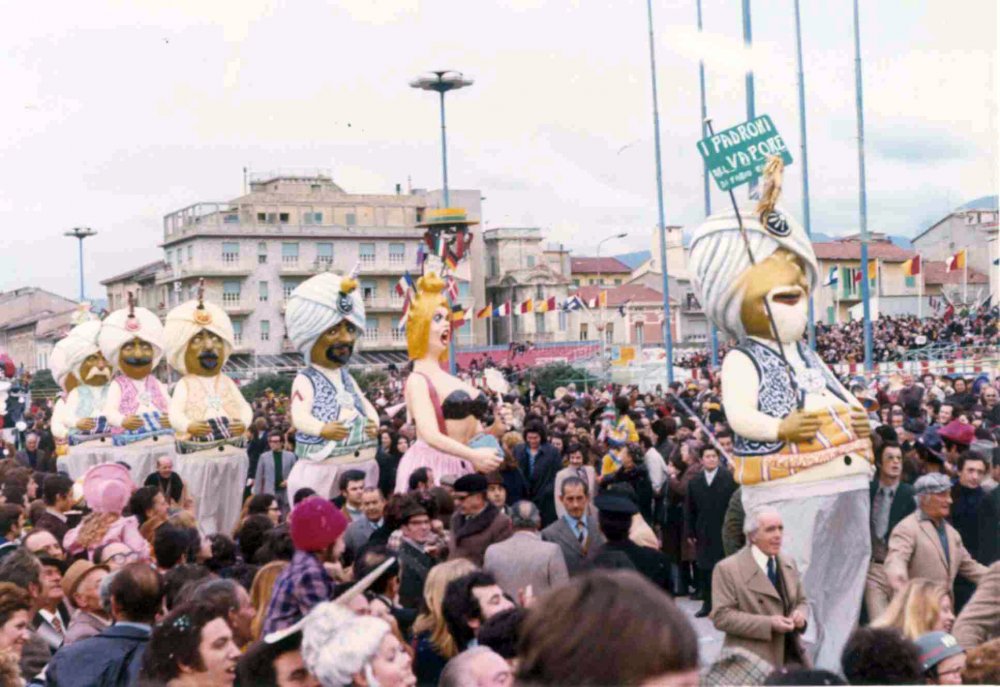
[
  {"x1": 283, "y1": 272, "x2": 380, "y2": 501},
  {"x1": 710, "y1": 506, "x2": 809, "y2": 670},
  {"x1": 689, "y1": 162, "x2": 874, "y2": 670},
  {"x1": 439, "y1": 647, "x2": 512, "y2": 687}
]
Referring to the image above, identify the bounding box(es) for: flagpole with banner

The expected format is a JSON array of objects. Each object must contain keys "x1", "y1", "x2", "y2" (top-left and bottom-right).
[
  {"x1": 964, "y1": 251, "x2": 968, "y2": 305},
  {"x1": 918, "y1": 259, "x2": 923, "y2": 319}
]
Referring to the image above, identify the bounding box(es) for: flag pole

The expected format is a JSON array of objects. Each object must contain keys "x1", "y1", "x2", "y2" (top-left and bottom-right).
[{"x1": 963, "y1": 254, "x2": 968, "y2": 305}]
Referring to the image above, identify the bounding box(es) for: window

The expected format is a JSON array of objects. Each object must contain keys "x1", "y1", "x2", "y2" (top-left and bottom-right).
[
  {"x1": 257, "y1": 212, "x2": 277, "y2": 224},
  {"x1": 605, "y1": 323, "x2": 614, "y2": 344},
  {"x1": 260, "y1": 320, "x2": 270, "y2": 341},
  {"x1": 346, "y1": 213, "x2": 357, "y2": 226},
  {"x1": 257, "y1": 242, "x2": 267, "y2": 264},
  {"x1": 359, "y1": 243, "x2": 375, "y2": 265},
  {"x1": 415, "y1": 208, "x2": 424, "y2": 223},
  {"x1": 316, "y1": 243, "x2": 333, "y2": 266},
  {"x1": 187, "y1": 245, "x2": 193, "y2": 263},
  {"x1": 361, "y1": 279, "x2": 377, "y2": 302},
  {"x1": 580, "y1": 323, "x2": 589, "y2": 340},
  {"x1": 391, "y1": 318, "x2": 405, "y2": 341},
  {"x1": 572, "y1": 279, "x2": 580, "y2": 287},
  {"x1": 614, "y1": 279, "x2": 622, "y2": 286},
  {"x1": 222, "y1": 241, "x2": 240, "y2": 264},
  {"x1": 222, "y1": 280, "x2": 241, "y2": 306},
  {"x1": 258, "y1": 281, "x2": 269, "y2": 303},
  {"x1": 279, "y1": 213, "x2": 289, "y2": 224},
  {"x1": 282, "y1": 242, "x2": 299, "y2": 264},
  {"x1": 365, "y1": 316, "x2": 379, "y2": 341},
  {"x1": 257, "y1": 212, "x2": 266, "y2": 223},
  {"x1": 232, "y1": 319, "x2": 243, "y2": 345},
  {"x1": 489, "y1": 256, "x2": 499, "y2": 278},
  {"x1": 635, "y1": 322, "x2": 645, "y2": 347},
  {"x1": 526, "y1": 255, "x2": 536, "y2": 268},
  {"x1": 166, "y1": 250, "x2": 173, "y2": 268},
  {"x1": 282, "y1": 280, "x2": 298, "y2": 301},
  {"x1": 535, "y1": 312, "x2": 546, "y2": 334},
  {"x1": 223, "y1": 213, "x2": 239, "y2": 224},
  {"x1": 303, "y1": 212, "x2": 323, "y2": 224},
  {"x1": 535, "y1": 285, "x2": 544, "y2": 300},
  {"x1": 388, "y1": 243, "x2": 405, "y2": 264}
]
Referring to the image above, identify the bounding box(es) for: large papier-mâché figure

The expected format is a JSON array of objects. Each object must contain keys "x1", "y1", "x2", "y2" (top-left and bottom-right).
[
  {"x1": 689, "y1": 166, "x2": 873, "y2": 670},
  {"x1": 99, "y1": 303, "x2": 174, "y2": 445},
  {"x1": 394, "y1": 273, "x2": 501, "y2": 493},
  {"x1": 49, "y1": 320, "x2": 113, "y2": 451},
  {"x1": 284, "y1": 272, "x2": 380, "y2": 499}
]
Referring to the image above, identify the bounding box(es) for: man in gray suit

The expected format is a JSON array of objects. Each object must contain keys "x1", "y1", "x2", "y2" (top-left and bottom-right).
[
  {"x1": 484, "y1": 501, "x2": 568, "y2": 599},
  {"x1": 541, "y1": 476, "x2": 605, "y2": 576},
  {"x1": 253, "y1": 432, "x2": 297, "y2": 511},
  {"x1": 342, "y1": 488, "x2": 385, "y2": 561}
]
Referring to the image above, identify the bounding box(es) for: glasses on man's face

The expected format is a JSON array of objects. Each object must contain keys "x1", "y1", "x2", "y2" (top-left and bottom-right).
[{"x1": 107, "y1": 550, "x2": 141, "y2": 565}]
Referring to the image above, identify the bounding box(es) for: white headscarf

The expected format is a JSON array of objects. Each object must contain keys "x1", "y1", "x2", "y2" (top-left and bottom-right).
[
  {"x1": 98, "y1": 307, "x2": 165, "y2": 371},
  {"x1": 301, "y1": 603, "x2": 389, "y2": 687},
  {"x1": 163, "y1": 300, "x2": 235, "y2": 374},
  {"x1": 61, "y1": 320, "x2": 103, "y2": 380},
  {"x1": 284, "y1": 273, "x2": 366, "y2": 356},
  {"x1": 689, "y1": 206, "x2": 818, "y2": 341}
]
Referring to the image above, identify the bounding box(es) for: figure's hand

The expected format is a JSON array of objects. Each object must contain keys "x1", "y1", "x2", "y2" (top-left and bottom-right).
[
  {"x1": 320, "y1": 421, "x2": 349, "y2": 441},
  {"x1": 470, "y1": 446, "x2": 502, "y2": 473},
  {"x1": 364, "y1": 419, "x2": 378, "y2": 439},
  {"x1": 770, "y1": 615, "x2": 795, "y2": 634},
  {"x1": 229, "y1": 420, "x2": 246, "y2": 436},
  {"x1": 849, "y1": 407, "x2": 871, "y2": 438},
  {"x1": 776, "y1": 409, "x2": 823, "y2": 443},
  {"x1": 791, "y1": 609, "x2": 807, "y2": 630},
  {"x1": 188, "y1": 421, "x2": 213, "y2": 438},
  {"x1": 122, "y1": 415, "x2": 145, "y2": 431},
  {"x1": 160, "y1": 415, "x2": 171, "y2": 429},
  {"x1": 75, "y1": 418, "x2": 96, "y2": 432}
]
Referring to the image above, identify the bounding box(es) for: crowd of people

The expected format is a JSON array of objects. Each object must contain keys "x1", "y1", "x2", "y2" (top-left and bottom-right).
[{"x1": 0, "y1": 334, "x2": 995, "y2": 685}]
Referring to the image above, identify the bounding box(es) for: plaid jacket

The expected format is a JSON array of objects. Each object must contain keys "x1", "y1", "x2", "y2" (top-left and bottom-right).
[{"x1": 262, "y1": 550, "x2": 334, "y2": 635}]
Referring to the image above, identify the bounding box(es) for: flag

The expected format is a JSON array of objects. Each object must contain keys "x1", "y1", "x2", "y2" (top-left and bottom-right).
[
  {"x1": 868, "y1": 261, "x2": 878, "y2": 282},
  {"x1": 946, "y1": 249, "x2": 967, "y2": 272},
  {"x1": 518, "y1": 298, "x2": 533, "y2": 314},
  {"x1": 823, "y1": 266, "x2": 839, "y2": 287},
  {"x1": 535, "y1": 296, "x2": 557, "y2": 313},
  {"x1": 617, "y1": 304, "x2": 626, "y2": 317},
  {"x1": 902, "y1": 255, "x2": 921, "y2": 277},
  {"x1": 493, "y1": 301, "x2": 511, "y2": 317},
  {"x1": 563, "y1": 295, "x2": 584, "y2": 311},
  {"x1": 476, "y1": 304, "x2": 492, "y2": 319},
  {"x1": 451, "y1": 301, "x2": 473, "y2": 325},
  {"x1": 397, "y1": 291, "x2": 412, "y2": 329},
  {"x1": 599, "y1": 291, "x2": 608, "y2": 307},
  {"x1": 852, "y1": 269, "x2": 862, "y2": 285},
  {"x1": 394, "y1": 272, "x2": 415, "y2": 297},
  {"x1": 445, "y1": 276, "x2": 459, "y2": 302},
  {"x1": 416, "y1": 244, "x2": 426, "y2": 268}
]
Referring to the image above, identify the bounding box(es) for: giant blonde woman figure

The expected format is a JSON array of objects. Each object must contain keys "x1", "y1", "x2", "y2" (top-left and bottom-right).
[{"x1": 394, "y1": 274, "x2": 501, "y2": 493}]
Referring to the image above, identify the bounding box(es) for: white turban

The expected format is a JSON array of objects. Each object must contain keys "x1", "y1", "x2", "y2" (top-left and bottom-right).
[
  {"x1": 48, "y1": 339, "x2": 73, "y2": 392},
  {"x1": 98, "y1": 307, "x2": 165, "y2": 371},
  {"x1": 163, "y1": 300, "x2": 235, "y2": 374},
  {"x1": 301, "y1": 603, "x2": 389, "y2": 687},
  {"x1": 285, "y1": 273, "x2": 366, "y2": 356},
  {"x1": 61, "y1": 321, "x2": 103, "y2": 380},
  {"x1": 689, "y1": 206, "x2": 818, "y2": 341}
]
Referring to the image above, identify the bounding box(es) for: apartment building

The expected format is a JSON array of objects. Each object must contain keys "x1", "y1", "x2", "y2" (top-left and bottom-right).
[
  {"x1": 103, "y1": 173, "x2": 483, "y2": 366},
  {"x1": 0, "y1": 288, "x2": 79, "y2": 372}
]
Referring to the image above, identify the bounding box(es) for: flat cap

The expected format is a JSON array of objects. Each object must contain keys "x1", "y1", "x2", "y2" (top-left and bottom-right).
[
  {"x1": 914, "y1": 473, "x2": 952, "y2": 497},
  {"x1": 453, "y1": 473, "x2": 488, "y2": 495}
]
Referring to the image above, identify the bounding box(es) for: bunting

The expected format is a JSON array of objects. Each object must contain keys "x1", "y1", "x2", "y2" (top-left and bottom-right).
[
  {"x1": 493, "y1": 301, "x2": 511, "y2": 317},
  {"x1": 562, "y1": 295, "x2": 585, "y2": 311},
  {"x1": 823, "y1": 266, "x2": 839, "y2": 287},
  {"x1": 534, "y1": 296, "x2": 557, "y2": 313},
  {"x1": 445, "y1": 276, "x2": 460, "y2": 303},
  {"x1": 397, "y1": 291, "x2": 412, "y2": 329},
  {"x1": 518, "y1": 298, "x2": 534, "y2": 314},
  {"x1": 394, "y1": 272, "x2": 415, "y2": 297}
]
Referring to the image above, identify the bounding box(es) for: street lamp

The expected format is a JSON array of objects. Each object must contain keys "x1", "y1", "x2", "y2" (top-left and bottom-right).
[
  {"x1": 409, "y1": 70, "x2": 474, "y2": 208},
  {"x1": 597, "y1": 232, "x2": 627, "y2": 378},
  {"x1": 64, "y1": 227, "x2": 97, "y2": 302}
]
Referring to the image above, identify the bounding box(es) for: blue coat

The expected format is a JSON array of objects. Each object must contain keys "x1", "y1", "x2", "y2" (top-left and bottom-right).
[
  {"x1": 514, "y1": 442, "x2": 561, "y2": 527},
  {"x1": 45, "y1": 624, "x2": 149, "y2": 687}
]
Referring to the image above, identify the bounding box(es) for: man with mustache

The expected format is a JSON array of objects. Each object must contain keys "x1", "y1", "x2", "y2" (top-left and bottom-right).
[
  {"x1": 99, "y1": 302, "x2": 173, "y2": 439},
  {"x1": 50, "y1": 319, "x2": 115, "y2": 452},
  {"x1": 284, "y1": 272, "x2": 380, "y2": 501},
  {"x1": 163, "y1": 294, "x2": 253, "y2": 533},
  {"x1": 689, "y1": 160, "x2": 874, "y2": 671}
]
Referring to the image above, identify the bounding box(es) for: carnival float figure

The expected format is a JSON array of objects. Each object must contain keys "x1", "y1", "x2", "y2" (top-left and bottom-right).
[
  {"x1": 99, "y1": 296, "x2": 174, "y2": 446},
  {"x1": 49, "y1": 319, "x2": 113, "y2": 454},
  {"x1": 284, "y1": 272, "x2": 380, "y2": 500},
  {"x1": 394, "y1": 273, "x2": 502, "y2": 492},
  {"x1": 164, "y1": 288, "x2": 252, "y2": 533},
  {"x1": 689, "y1": 159, "x2": 873, "y2": 670}
]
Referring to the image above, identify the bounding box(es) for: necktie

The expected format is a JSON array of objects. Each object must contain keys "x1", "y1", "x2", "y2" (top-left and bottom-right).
[
  {"x1": 576, "y1": 519, "x2": 586, "y2": 544},
  {"x1": 51, "y1": 615, "x2": 64, "y2": 636},
  {"x1": 767, "y1": 557, "x2": 779, "y2": 589},
  {"x1": 576, "y1": 467, "x2": 587, "y2": 482}
]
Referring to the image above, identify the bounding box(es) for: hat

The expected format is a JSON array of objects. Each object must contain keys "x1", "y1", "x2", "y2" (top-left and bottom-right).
[
  {"x1": 59, "y1": 320, "x2": 104, "y2": 383},
  {"x1": 82, "y1": 463, "x2": 135, "y2": 514},
  {"x1": 485, "y1": 471, "x2": 504, "y2": 487},
  {"x1": 290, "y1": 497, "x2": 348, "y2": 552},
  {"x1": 453, "y1": 473, "x2": 488, "y2": 495},
  {"x1": 284, "y1": 273, "x2": 366, "y2": 357},
  {"x1": 939, "y1": 420, "x2": 974, "y2": 447},
  {"x1": 163, "y1": 299, "x2": 236, "y2": 374},
  {"x1": 98, "y1": 307, "x2": 165, "y2": 372},
  {"x1": 903, "y1": 417, "x2": 926, "y2": 436},
  {"x1": 414, "y1": 207, "x2": 479, "y2": 228},
  {"x1": 917, "y1": 428, "x2": 945, "y2": 463},
  {"x1": 61, "y1": 559, "x2": 109, "y2": 599},
  {"x1": 593, "y1": 492, "x2": 638, "y2": 516},
  {"x1": 398, "y1": 500, "x2": 428, "y2": 524},
  {"x1": 47, "y1": 337, "x2": 75, "y2": 392},
  {"x1": 914, "y1": 473, "x2": 952, "y2": 497},
  {"x1": 914, "y1": 631, "x2": 965, "y2": 673}
]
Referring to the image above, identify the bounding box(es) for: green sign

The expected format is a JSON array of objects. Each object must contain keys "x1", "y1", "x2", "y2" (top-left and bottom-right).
[{"x1": 696, "y1": 115, "x2": 793, "y2": 191}]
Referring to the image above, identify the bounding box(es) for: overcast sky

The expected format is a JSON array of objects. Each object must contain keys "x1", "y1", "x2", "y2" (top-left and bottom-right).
[{"x1": 3, "y1": 0, "x2": 996, "y2": 300}]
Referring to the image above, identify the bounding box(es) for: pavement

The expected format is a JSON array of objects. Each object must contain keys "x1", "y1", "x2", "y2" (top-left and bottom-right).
[{"x1": 675, "y1": 595, "x2": 725, "y2": 667}]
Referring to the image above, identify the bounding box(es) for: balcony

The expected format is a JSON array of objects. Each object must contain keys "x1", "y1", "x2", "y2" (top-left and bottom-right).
[
  {"x1": 277, "y1": 258, "x2": 315, "y2": 276},
  {"x1": 356, "y1": 260, "x2": 409, "y2": 276},
  {"x1": 221, "y1": 297, "x2": 254, "y2": 316},
  {"x1": 362, "y1": 296, "x2": 407, "y2": 312},
  {"x1": 360, "y1": 331, "x2": 407, "y2": 349},
  {"x1": 155, "y1": 261, "x2": 254, "y2": 284}
]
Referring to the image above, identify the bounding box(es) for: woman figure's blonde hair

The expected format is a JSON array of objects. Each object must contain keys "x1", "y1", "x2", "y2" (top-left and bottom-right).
[
  {"x1": 872, "y1": 578, "x2": 952, "y2": 640},
  {"x1": 411, "y1": 558, "x2": 476, "y2": 659},
  {"x1": 249, "y1": 560, "x2": 289, "y2": 641},
  {"x1": 406, "y1": 273, "x2": 450, "y2": 362}
]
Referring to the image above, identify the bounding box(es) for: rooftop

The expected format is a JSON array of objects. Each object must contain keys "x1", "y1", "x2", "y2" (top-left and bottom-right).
[
  {"x1": 101, "y1": 260, "x2": 166, "y2": 286},
  {"x1": 923, "y1": 260, "x2": 989, "y2": 285},
  {"x1": 570, "y1": 256, "x2": 632, "y2": 274},
  {"x1": 812, "y1": 239, "x2": 915, "y2": 262},
  {"x1": 575, "y1": 283, "x2": 677, "y2": 307}
]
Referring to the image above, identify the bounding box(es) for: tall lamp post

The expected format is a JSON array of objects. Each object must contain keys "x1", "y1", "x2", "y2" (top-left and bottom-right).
[
  {"x1": 851, "y1": 0, "x2": 873, "y2": 372},
  {"x1": 597, "y1": 232, "x2": 627, "y2": 379},
  {"x1": 64, "y1": 227, "x2": 97, "y2": 302},
  {"x1": 409, "y1": 70, "x2": 474, "y2": 208}
]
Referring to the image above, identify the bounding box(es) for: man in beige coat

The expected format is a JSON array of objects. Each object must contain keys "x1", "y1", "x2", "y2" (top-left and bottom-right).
[
  {"x1": 711, "y1": 507, "x2": 809, "y2": 669},
  {"x1": 884, "y1": 473, "x2": 987, "y2": 594},
  {"x1": 952, "y1": 561, "x2": 999, "y2": 649},
  {"x1": 483, "y1": 501, "x2": 569, "y2": 599}
]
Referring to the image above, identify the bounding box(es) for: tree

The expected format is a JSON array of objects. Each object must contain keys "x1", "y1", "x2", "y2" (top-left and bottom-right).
[
  {"x1": 239, "y1": 374, "x2": 293, "y2": 402},
  {"x1": 524, "y1": 362, "x2": 598, "y2": 398},
  {"x1": 29, "y1": 369, "x2": 60, "y2": 399}
]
